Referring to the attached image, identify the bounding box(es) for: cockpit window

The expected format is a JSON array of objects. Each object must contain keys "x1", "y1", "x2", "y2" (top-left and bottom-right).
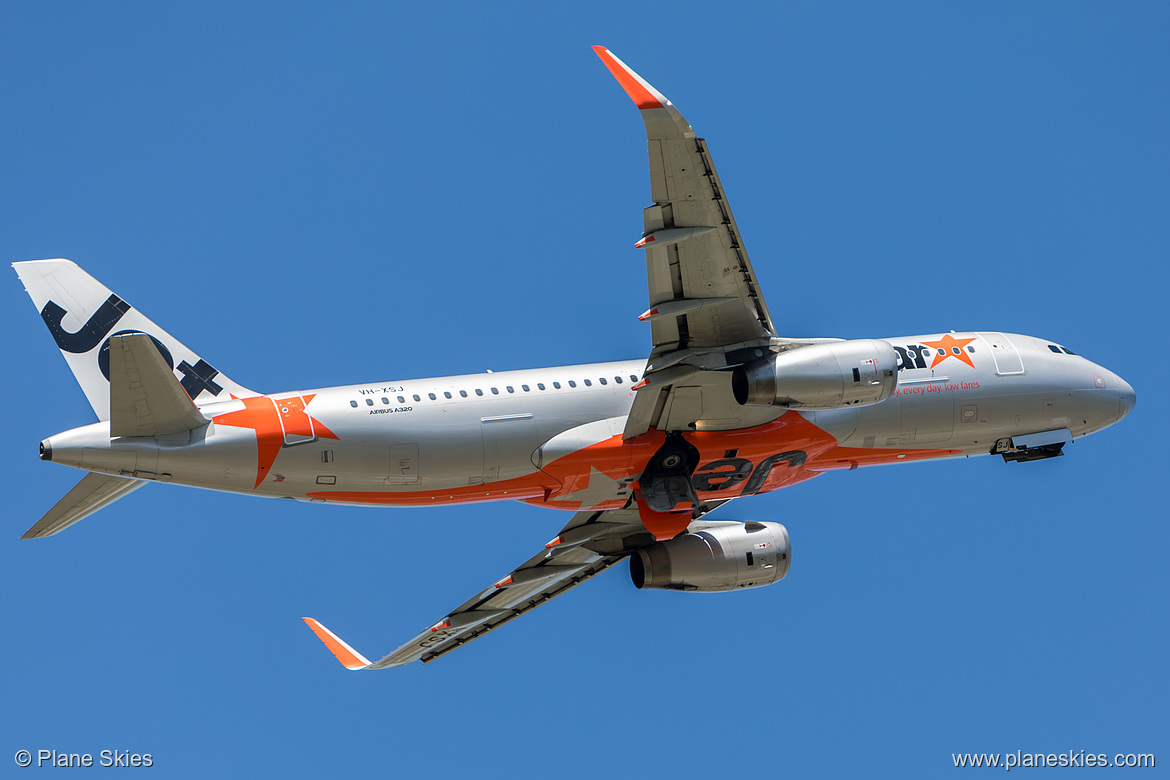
[
  {"x1": 1061, "y1": 347, "x2": 1078, "y2": 356},
  {"x1": 1047, "y1": 344, "x2": 1062, "y2": 353}
]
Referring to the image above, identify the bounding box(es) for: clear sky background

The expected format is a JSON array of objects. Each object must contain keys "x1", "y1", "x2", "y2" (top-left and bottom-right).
[{"x1": 2, "y1": 2, "x2": 1166, "y2": 777}]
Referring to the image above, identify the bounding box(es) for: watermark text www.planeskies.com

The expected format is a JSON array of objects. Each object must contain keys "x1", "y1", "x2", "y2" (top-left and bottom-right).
[{"x1": 953, "y1": 750, "x2": 1154, "y2": 770}]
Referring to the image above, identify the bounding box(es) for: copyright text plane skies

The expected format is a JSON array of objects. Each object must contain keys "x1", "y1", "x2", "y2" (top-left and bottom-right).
[{"x1": 16, "y1": 47, "x2": 1135, "y2": 669}]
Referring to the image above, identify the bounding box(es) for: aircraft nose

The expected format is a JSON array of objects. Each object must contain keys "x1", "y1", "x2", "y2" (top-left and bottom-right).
[{"x1": 1116, "y1": 374, "x2": 1136, "y2": 421}]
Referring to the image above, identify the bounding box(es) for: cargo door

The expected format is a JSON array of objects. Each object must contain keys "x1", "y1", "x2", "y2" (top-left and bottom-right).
[
  {"x1": 482, "y1": 413, "x2": 538, "y2": 482},
  {"x1": 388, "y1": 443, "x2": 420, "y2": 485},
  {"x1": 899, "y1": 382, "x2": 954, "y2": 443}
]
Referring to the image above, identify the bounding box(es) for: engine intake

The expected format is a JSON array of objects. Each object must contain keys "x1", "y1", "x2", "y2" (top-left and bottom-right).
[
  {"x1": 731, "y1": 339, "x2": 897, "y2": 409},
  {"x1": 630, "y1": 521, "x2": 790, "y2": 591}
]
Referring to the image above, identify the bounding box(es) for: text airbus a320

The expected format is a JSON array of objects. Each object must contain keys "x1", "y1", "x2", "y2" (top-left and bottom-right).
[{"x1": 16, "y1": 48, "x2": 1135, "y2": 669}]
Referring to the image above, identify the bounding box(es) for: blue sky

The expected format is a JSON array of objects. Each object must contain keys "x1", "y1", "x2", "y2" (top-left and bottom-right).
[{"x1": 2, "y1": 2, "x2": 1166, "y2": 777}]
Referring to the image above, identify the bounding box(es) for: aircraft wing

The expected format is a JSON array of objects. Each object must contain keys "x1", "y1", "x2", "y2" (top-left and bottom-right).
[
  {"x1": 594, "y1": 47, "x2": 776, "y2": 353},
  {"x1": 593, "y1": 48, "x2": 779, "y2": 438},
  {"x1": 303, "y1": 508, "x2": 648, "y2": 669}
]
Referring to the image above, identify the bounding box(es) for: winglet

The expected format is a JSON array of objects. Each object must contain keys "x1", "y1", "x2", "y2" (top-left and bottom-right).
[
  {"x1": 592, "y1": 46, "x2": 668, "y2": 109},
  {"x1": 302, "y1": 617, "x2": 372, "y2": 670}
]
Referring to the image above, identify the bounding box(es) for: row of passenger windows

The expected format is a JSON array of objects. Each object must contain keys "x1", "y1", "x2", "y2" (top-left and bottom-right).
[{"x1": 349, "y1": 374, "x2": 642, "y2": 408}]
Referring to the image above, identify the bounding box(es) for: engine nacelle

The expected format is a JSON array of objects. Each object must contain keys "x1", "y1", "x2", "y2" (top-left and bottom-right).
[
  {"x1": 731, "y1": 339, "x2": 897, "y2": 409},
  {"x1": 630, "y1": 521, "x2": 790, "y2": 592}
]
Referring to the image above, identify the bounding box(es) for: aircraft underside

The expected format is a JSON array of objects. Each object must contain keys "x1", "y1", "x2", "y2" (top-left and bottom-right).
[{"x1": 13, "y1": 47, "x2": 1134, "y2": 669}]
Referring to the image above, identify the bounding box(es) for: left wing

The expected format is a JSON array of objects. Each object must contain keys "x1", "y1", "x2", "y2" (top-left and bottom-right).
[{"x1": 303, "y1": 508, "x2": 649, "y2": 669}]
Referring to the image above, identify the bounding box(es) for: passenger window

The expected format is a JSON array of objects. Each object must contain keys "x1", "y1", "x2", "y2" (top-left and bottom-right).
[
  {"x1": 459, "y1": 390, "x2": 468, "y2": 397},
  {"x1": 382, "y1": 397, "x2": 390, "y2": 404},
  {"x1": 521, "y1": 384, "x2": 530, "y2": 392},
  {"x1": 398, "y1": 396, "x2": 405, "y2": 403},
  {"x1": 951, "y1": 347, "x2": 961, "y2": 355},
  {"x1": 413, "y1": 394, "x2": 421, "y2": 402},
  {"x1": 629, "y1": 374, "x2": 638, "y2": 382},
  {"x1": 365, "y1": 398, "x2": 374, "y2": 406},
  {"x1": 475, "y1": 389, "x2": 484, "y2": 396},
  {"x1": 444, "y1": 392, "x2": 452, "y2": 399},
  {"x1": 584, "y1": 379, "x2": 592, "y2": 387},
  {"x1": 506, "y1": 386, "x2": 514, "y2": 393},
  {"x1": 491, "y1": 388, "x2": 499, "y2": 395},
  {"x1": 553, "y1": 382, "x2": 561, "y2": 389},
  {"x1": 537, "y1": 383, "x2": 545, "y2": 390},
  {"x1": 349, "y1": 400, "x2": 358, "y2": 408},
  {"x1": 428, "y1": 393, "x2": 436, "y2": 400},
  {"x1": 614, "y1": 376, "x2": 622, "y2": 384},
  {"x1": 568, "y1": 380, "x2": 576, "y2": 388},
  {"x1": 599, "y1": 377, "x2": 607, "y2": 385}
]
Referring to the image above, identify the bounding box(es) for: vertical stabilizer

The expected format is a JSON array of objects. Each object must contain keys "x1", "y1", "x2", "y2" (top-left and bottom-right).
[{"x1": 13, "y1": 259, "x2": 256, "y2": 420}]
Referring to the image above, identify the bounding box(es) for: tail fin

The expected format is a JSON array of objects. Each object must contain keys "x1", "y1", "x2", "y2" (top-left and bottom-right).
[{"x1": 13, "y1": 259, "x2": 255, "y2": 420}]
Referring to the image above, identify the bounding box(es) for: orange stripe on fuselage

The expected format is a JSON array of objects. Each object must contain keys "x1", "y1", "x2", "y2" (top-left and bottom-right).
[{"x1": 303, "y1": 411, "x2": 962, "y2": 509}]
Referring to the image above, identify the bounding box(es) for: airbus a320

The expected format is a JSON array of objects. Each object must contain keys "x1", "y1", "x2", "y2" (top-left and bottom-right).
[{"x1": 15, "y1": 48, "x2": 1135, "y2": 669}]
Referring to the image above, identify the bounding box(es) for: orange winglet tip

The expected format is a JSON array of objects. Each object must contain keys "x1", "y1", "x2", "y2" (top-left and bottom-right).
[
  {"x1": 637, "y1": 308, "x2": 658, "y2": 322},
  {"x1": 302, "y1": 617, "x2": 371, "y2": 670},
  {"x1": 592, "y1": 46, "x2": 666, "y2": 110},
  {"x1": 634, "y1": 235, "x2": 655, "y2": 248}
]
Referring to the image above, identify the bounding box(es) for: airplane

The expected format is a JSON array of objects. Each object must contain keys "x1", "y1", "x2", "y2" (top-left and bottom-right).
[{"x1": 14, "y1": 47, "x2": 1135, "y2": 670}]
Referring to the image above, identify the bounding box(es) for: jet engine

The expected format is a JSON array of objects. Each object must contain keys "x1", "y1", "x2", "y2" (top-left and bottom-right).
[
  {"x1": 630, "y1": 521, "x2": 790, "y2": 591},
  {"x1": 731, "y1": 339, "x2": 897, "y2": 409}
]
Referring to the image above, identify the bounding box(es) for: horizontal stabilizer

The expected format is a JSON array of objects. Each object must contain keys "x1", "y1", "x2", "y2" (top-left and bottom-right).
[
  {"x1": 21, "y1": 472, "x2": 146, "y2": 539},
  {"x1": 109, "y1": 333, "x2": 209, "y2": 437}
]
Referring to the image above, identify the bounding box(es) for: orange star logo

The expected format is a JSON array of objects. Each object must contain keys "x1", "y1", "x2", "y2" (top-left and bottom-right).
[
  {"x1": 920, "y1": 334, "x2": 977, "y2": 369},
  {"x1": 212, "y1": 394, "x2": 338, "y2": 488}
]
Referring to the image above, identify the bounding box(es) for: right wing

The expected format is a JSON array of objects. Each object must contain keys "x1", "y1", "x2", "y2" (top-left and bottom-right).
[{"x1": 303, "y1": 508, "x2": 649, "y2": 669}]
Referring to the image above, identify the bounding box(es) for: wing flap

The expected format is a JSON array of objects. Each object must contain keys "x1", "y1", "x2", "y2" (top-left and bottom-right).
[
  {"x1": 302, "y1": 509, "x2": 648, "y2": 670},
  {"x1": 21, "y1": 472, "x2": 147, "y2": 539},
  {"x1": 108, "y1": 333, "x2": 209, "y2": 437}
]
